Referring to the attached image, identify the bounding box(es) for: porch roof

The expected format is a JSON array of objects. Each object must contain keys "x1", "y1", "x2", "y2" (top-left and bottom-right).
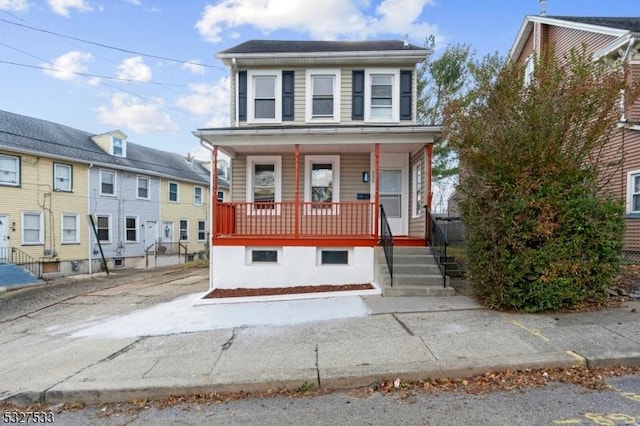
[{"x1": 193, "y1": 124, "x2": 441, "y2": 156}]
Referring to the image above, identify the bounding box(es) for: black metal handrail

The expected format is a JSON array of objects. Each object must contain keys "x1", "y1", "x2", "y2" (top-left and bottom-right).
[
  {"x1": 380, "y1": 204, "x2": 394, "y2": 284},
  {"x1": 10, "y1": 247, "x2": 42, "y2": 278},
  {"x1": 146, "y1": 241, "x2": 190, "y2": 267},
  {"x1": 426, "y1": 208, "x2": 448, "y2": 287}
]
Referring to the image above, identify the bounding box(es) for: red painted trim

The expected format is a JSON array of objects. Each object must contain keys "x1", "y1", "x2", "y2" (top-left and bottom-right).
[
  {"x1": 212, "y1": 237, "x2": 378, "y2": 247},
  {"x1": 212, "y1": 146, "x2": 219, "y2": 246},
  {"x1": 394, "y1": 237, "x2": 427, "y2": 247},
  {"x1": 374, "y1": 143, "x2": 380, "y2": 240},
  {"x1": 426, "y1": 143, "x2": 433, "y2": 210},
  {"x1": 294, "y1": 144, "x2": 300, "y2": 239}
]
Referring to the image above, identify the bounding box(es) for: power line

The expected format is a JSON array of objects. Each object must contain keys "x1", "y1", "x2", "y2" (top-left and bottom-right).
[{"x1": 0, "y1": 16, "x2": 223, "y2": 70}]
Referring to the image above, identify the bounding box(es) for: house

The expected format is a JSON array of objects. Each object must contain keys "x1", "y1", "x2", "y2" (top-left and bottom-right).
[
  {"x1": 194, "y1": 40, "x2": 445, "y2": 296},
  {"x1": 0, "y1": 110, "x2": 228, "y2": 279},
  {"x1": 509, "y1": 15, "x2": 640, "y2": 259}
]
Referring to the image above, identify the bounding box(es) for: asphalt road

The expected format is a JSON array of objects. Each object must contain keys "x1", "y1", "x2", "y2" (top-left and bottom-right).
[{"x1": 12, "y1": 374, "x2": 640, "y2": 425}]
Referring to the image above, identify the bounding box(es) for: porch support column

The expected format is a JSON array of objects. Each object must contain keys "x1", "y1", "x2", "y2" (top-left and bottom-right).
[
  {"x1": 374, "y1": 143, "x2": 380, "y2": 241},
  {"x1": 294, "y1": 144, "x2": 300, "y2": 238},
  {"x1": 426, "y1": 143, "x2": 433, "y2": 211},
  {"x1": 212, "y1": 145, "x2": 218, "y2": 245}
]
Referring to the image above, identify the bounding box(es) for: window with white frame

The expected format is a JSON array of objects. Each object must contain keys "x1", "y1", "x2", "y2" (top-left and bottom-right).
[
  {"x1": 96, "y1": 215, "x2": 110, "y2": 242},
  {"x1": 125, "y1": 216, "x2": 138, "y2": 242},
  {"x1": 305, "y1": 155, "x2": 340, "y2": 209},
  {"x1": 0, "y1": 153, "x2": 20, "y2": 186},
  {"x1": 628, "y1": 171, "x2": 640, "y2": 214},
  {"x1": 365, "y1": 70, "x2": 400, "y2": 122},
  {"x1": 197, "y1": 220, "x2": 206, "y2": 241},
  {"x1": 137, "y1": 176, "x2": 149, "y2": 199},
  {"x1": 179, "y1": 219, "x2": 188, "y2": 241},
  {"x1": 412, "y1": 161, "x2": 423, "y2": 218},
  {"x1": 246, "y1": 156, "x2": 282, "y2": 209},
  {"x1": 112, "y1": 137, "x2": 124, "y2": 156},
  {"x1": 100, "y1": 170, "x2": 115, "y2": 196},
  {"x1": 247, "y1": 71, "x2": 281, "y2": 123},
  {"x1": 194, "y1": 186, "x2": 203, "y2": 205},
  {"x1": 22, "y1": 211, "x2": 43, "y2": 245},
  {"x1": 61, "y1": 213, "x2": 80, "y2": 244},
  {"x1": 168, "y1": 181, "x2": 179, "y2": 202},
  {"x1": 524, "y1": 55, "x2": 535, "y2": 86},
  {"x1": 53, "y1": 163, "x2": 72, "y2": 192},
  {"x1": 306, "y1": 69, "x2": 340, "y2": 122}
]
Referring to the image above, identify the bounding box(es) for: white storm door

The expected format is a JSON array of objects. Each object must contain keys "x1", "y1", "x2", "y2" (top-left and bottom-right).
[
  {"x1": 145, "y1": 221, "x2": 157, "y2": 252},
  {"x1": 0, "y1": 215, "x2": 9, "y2": 263},
  {"x1": 161, "y1": 221, "x2": 173, "y2": 245},
  {"x1": 375, "y1": 153, "x2": 409, "y2": 236}
]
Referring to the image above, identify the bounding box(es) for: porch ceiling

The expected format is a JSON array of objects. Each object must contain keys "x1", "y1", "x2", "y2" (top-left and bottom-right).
[{"x1": 217, "y1": 142, "x2": 427, "y2": 156}]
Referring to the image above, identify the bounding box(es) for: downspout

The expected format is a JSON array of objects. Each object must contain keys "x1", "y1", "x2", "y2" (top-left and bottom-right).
[{"x1": 87, "y1": 163, "x2": 93, "y2": 274}]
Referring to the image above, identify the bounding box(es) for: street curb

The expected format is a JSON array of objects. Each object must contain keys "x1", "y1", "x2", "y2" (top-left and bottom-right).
[{"x1": 3, "y1": 352, "x2": 601, "y2": 406}]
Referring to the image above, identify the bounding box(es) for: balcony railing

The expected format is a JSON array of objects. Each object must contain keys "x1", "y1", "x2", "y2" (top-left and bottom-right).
[{"x1": 214, "y1": 201, "x2": 376, "y2": 238}]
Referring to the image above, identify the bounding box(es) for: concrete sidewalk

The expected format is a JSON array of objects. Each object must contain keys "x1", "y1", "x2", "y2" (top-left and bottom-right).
[{"x1": 2, "y1": 267, "x2": 640, "y2": 406}]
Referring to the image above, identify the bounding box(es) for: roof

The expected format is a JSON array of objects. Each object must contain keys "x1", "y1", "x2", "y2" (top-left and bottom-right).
[
  {"x1": 219, "y1": 39, "x2": 425, "y2": 55},
  {"x1": 547, "y1": 16, "x2": 640, "y2": 32},
  {"x1": 0, "y1": 110, "x2": 228, "y2": 187},
  {"x1": 509, "y1": 15, "x2": 639, "y2": 62}
]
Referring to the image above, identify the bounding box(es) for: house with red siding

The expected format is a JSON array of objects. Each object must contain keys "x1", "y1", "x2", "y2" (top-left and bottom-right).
[
  {"x1": 194, "y1": 40, "x2": 451, "y2": 299},
  {"x1": 510, "y1": 16, "x2": 640, "y2": 259}
]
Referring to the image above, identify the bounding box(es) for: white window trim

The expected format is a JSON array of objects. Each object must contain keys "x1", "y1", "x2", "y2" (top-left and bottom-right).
[
  {"x1": 246, "y1": 247, "x2": 282, "y2": 265},
  {"x1": 53, "y1": 163, "x2": 72, "y2": 192},
  {"x1": 412, "y1": 162, "x2": 423, "y2": 218},
  {"x1": 99, "y1": 169, "x2": 116, "y2": 196},
  {"x1": 305, "y1": 68, "x2": 341, "y2": 123},
  {"x1": 136, "y1": 176, "x2": 150, "y2": 200},
  {"x1": 0, "y1": 153, "x2": 20, "y2": 187},
  {"x1": 125, "y1": 215, "x2": 139, "y2": 243},
  {"x1": 316, "y1": 248, "x2": 352, "y2": 266},
  {"x1": 364, "y1": 69, "x2": 400, "y2": 123},
  {"x1": 246, "y1": 155, "x2": 282, "y2": 215},
  {"x1": 112, "y1": 136, "x2": 126, "y2": 157},
  {"x1": 168, "y1": 181, "x2": 179, "y2": 203},
  {"x1": 194, "y1": 186, "x2": 203, "y2": 206},
  {"x1": 197, "y1": 219, "x2": 207, "y2": 242},
  {"x1": 61, "y1": 213, "x2": 80, "y2": 244},
  {"x1": 247, "y1": 70, "x2": 282, "y2": 124},
  {"x1": 304, "y1": 155, "x2": 340, "y2": 215},
  {"x1": 179, "y1": 219, "x2": 189, "y2": 242},
  {"x1": 627, "y1": 170, "x2": 640, "y2": 214},
  {"x1": 96, "y1": 214, "x2": 112, "y2": 244},
  {"x1": 21, "y1": 211, "x2": 44, "y2": 245}
]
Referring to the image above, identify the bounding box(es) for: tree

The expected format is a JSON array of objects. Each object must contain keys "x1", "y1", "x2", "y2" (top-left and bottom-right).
[{"x1": 443, "y1": 48, "x2": 638, "y2": 312}]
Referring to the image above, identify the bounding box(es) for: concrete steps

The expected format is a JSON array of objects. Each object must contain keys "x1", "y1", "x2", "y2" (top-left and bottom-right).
[
  {"x1": 375, "y1": 247, "x2": 456, "y2": 297},
  {"x1": 0, "y1": 263, "x2": 42, "y2": 288}
]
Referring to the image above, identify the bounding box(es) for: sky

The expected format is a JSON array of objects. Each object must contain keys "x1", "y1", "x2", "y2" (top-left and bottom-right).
[{"x1": 1, "y1": 0, "x2": 639, "y2": 161}]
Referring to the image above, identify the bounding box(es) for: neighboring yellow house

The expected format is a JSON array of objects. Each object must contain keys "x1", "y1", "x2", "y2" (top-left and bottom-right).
[{"x1": 0, "y1": 149, "x2": 89, "y2": 275}]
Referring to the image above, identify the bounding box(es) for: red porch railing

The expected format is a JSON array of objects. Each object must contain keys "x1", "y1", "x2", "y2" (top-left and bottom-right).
[{"x1": 214, "y1": 201, "x2": 375, "y2": 238}]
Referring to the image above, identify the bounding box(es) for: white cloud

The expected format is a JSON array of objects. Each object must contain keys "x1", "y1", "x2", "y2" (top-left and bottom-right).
[
  {"x1": 47, "y1": 0, "x2": 92, "y2": 17},
  {"x1": 125, "y1": 0, "x2": 140, "y2": 5},
  {"x1": 195, "y1": 0, "x2": 438, "y2": 42},
  {"x1": 42, "y1": 51, "x2": 92, "y2": 81},
  {"x1": 117, "y1": 56, "x2": 152, "y2": 82},
  {"x1": 97, "y1": 93, "x2": 179, "y2": 133},
  {"x1": 176, "y1": 78, "x2": 230, "y2": 128},
  {"x1": 182, "y1": 60, "x2": 205, "y2": 75},
  {"x1": 0, "y1": 0, "x2": 29, "y2": 11}
]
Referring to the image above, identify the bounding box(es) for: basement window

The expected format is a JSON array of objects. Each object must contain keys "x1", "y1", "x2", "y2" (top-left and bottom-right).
[
  {"x1": 247, "y1": 247, "x2": 281, "y2": 265},
  {"x1": 113, "y1": 257, "x2": 124, "y2": 268},
  {"x1": 320, "y1": 250, "x2": 349, "y2": 265}
]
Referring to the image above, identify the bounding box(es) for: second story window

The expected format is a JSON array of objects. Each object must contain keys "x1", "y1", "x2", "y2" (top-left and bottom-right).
[
  {"x1": 53, "y1": 163, "x2": 72, "y2": 192},
  {"x1": 100, "y1": 170, "x2": 115, "y2": 196},
  {"x1": 306, "y1": 69, "x2": 340, "y2": 122},
  {"x1": 194, "y1": 186, "x2": 203, "y2": 205},
  {"x1": 0, "y1": 153, "x2": 20, "y2": 186},
  {"x1": 169, "y1": 181, "x2": 179, "y2": 202},
  {"x1": 137, "y1": 176, "x2": 149, "y2": 199},
  {"x1": 247, "y1": 71, "x2": 281, "y2": 123},
  {"x1": 362, "y1": 69, "x2": 401, "y2": 123}
]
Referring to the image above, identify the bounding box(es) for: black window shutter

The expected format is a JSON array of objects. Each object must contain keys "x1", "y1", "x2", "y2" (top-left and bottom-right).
[
  {"x1": 238, "y1": 71, "x2": 247, "y2": 122},
  {"x1": 352, "y1": 70, "x2": 364, "y2": 120},
  {"x1": 400, "y1": 70, "x2": 412, "y2": 120},
  {"x1": 282, "y1": 71, "x2": 294, "y2": 121}
]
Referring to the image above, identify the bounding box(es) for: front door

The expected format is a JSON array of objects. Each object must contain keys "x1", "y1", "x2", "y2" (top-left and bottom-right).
[
  {"x1": 161, "y1": 221, "x2": 173, "y2": 245},
  {"x1": 0, "y1": 215, "x2": 8, "y2": 263},
  {"x1": 375, "y1": 153, "x2": 409, "y2": 236},
  {"x1": 145, "y1": 221, "x2": 157, "y2": 253}
]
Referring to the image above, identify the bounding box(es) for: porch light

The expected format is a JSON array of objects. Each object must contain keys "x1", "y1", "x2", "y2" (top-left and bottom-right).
[{"x1": 362, "y1": 171, "x2": 369, "y2": 183}]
